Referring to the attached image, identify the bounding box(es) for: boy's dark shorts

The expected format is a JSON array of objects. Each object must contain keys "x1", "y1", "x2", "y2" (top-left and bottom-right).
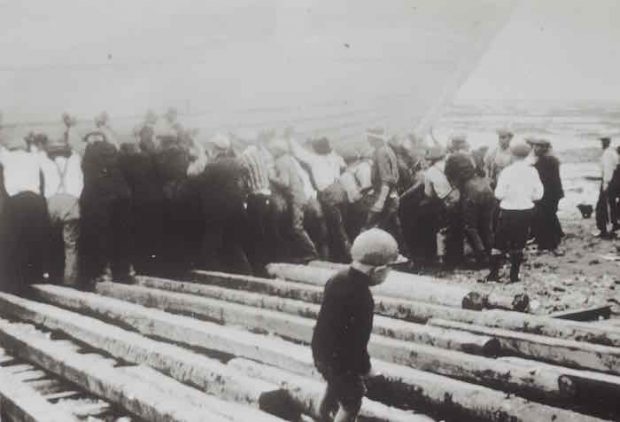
[{"x1": 326, "y1": 373, "x2": 366, "y2": 412}]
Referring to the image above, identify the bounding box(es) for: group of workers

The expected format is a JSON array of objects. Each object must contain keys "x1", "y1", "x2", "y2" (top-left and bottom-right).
[{"x1": 0, "y1": 106, "x2": 576, "y2": 293}]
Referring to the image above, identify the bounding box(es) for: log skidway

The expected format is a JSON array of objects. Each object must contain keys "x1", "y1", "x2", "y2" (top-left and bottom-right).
[
  {"x1": 0, "y1": 290, "x2": 607, "y2": 422},
  {"x1": 30, "y1": 284, "x2": 575, "y2": 402}
]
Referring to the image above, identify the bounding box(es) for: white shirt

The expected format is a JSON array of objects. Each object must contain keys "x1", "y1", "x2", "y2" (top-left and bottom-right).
[
  {"x1": 495, "y1": 159, "x2": 543, "y2": 210},
  {"x1": 40, "y1": 153, "x2": 84, "y2": 198},
  {"x1": 601, "y1": 147, "x2": 619, "y2": 188},
  {"x1": 291, "y1": 142, "x2": 345, "y2": 191},
  {"x1": 424, "y1": 160, "x2": 452, "y2": 199},
  {"x1": 0, "y1": 148, "x2": 44, "y2": 196},
  {"x1": 291, "y1": 157, "x2": 317, "y2": 201}
]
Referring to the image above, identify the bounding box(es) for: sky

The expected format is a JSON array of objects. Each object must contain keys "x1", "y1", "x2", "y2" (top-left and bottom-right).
[{"x1": 456, "y1": 0, "x2": 620, "y2": 102}]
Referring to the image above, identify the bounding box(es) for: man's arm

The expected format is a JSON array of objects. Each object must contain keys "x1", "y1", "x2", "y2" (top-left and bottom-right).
[{"x1": 289, "y1": 139, "x2": 315, "y2": 166}]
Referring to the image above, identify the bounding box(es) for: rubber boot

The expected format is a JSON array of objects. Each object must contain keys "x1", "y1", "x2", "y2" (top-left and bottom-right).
[
  {"x1": 485, "y1": 254, "x2": 502, "y2": 282},
  {"x1": 509, "y1": 251, "x2": 523, "y2": 283}
]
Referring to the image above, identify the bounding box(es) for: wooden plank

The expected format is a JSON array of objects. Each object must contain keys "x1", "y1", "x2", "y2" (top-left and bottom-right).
[
  {"x1": 230, "y1": 358, "x2": 604, "y2": 422},
  {"x1": 58, "y1": 399, "x2": 112, "y2": 418},
  {"x1": 228, "y1": 358, "x2": 434, "y2": 422},
  {"x1": 44, "y1": 390, "x2": 83, "y2": 402},
  {"x1": 0, "y1": 292, "x2": 290, "y2": 419},
  {"x1": 10, "y1": 369, "x2": 48, "y2": 383},
  {"x1": 428, "y1": 318, "x2": 620, "y2": 375},
  {"x1": 0, "y1": 366, "x2": 79, "y2": 422},
  {"x1": 0, "y1": 318, "x2": 276, "y2": 422},
  {"x1": 100, "y1": 281, "x2": 499, "y2": 356},
  {"x1": 32, "y1": 285, "x2": 575, "y2": 403},
  {"x1": 550, "y1": 305, "x2": 612, "y2": 321}
]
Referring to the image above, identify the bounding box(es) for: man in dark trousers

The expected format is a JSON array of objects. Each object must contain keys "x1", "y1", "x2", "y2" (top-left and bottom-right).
[
  {"x1": 529, "y1": 138, "x2": 564, "y2": 252},
  {"x1": 595, "y1": 136, "x2": 619, "y2": 238},
  {"x1": 79, "y1": 130, "x2": 132, "y2": 288},
  {"x1": 365, "y1": 128, "x2": 403, "y2": 249},
  {"x1": 312, "y1": 228, "x2": 398, "y2": 422},
  {"x1": 445, "y1": 151, "x2": 495, "y2": 267},
  {"x1": 198, "y1": 133, "x2": 252, "y2": 275},
  {"x1": 119, "y1": 129, "x2": 164, "y2": 275}
]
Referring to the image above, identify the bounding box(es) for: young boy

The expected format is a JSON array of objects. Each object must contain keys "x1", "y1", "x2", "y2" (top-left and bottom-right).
[
  {"x1": 311, "y1": 228, "x2": 398, "y2": 421},
  {"x1": 487, "y1": 138, "x2": 543, "y2": 283}
]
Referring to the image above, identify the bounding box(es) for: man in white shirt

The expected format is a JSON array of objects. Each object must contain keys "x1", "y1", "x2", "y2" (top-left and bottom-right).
[
  {"x1": 487, "y1": 139, "x2": 543, "y2": 283},
  {"x1": 291, "y1": 137, "x2": 345, "y2": 261},
  {"x1": 40, "y1": 129, "x2": 83, "y2": 286},
  {"x1": 0, "y1": 134, "x2": 52, "y2": 292},
  {"x1": 595, "y1": 137, "x2": 619, "y2": 238}
]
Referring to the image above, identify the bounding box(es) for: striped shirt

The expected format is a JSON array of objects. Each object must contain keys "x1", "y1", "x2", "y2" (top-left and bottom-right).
[{"x1": 241, "y1": 145, "x2": 272, "y2": 195}]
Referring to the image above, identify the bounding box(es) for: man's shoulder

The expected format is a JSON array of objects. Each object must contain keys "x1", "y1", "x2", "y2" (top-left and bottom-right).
[{"x1": 325, "y1": 268, "x2": 355, "y2": 293}]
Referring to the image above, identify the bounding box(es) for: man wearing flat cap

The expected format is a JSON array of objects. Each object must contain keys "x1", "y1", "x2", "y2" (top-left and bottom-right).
[
  {"x1": 529, "y1": 138, "x2": 564, "y2": 252},
  {"x1": 595, "y1": 137, "x2": 619, "y2": 238}
]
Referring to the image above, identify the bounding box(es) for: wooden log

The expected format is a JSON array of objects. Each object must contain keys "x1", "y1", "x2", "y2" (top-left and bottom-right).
[
  {"x1": 228, "y1": 358, "x2": 434, "y2": 422},
  {"x1": 0, "y1": 319, "x2": 235, "y2": 422},
  {"x1": 268, "y1": 263, "x2": 481, "y2": 309},
  {"x1": 0, "y1": 366, "x2": 79, "y2": 422},
  {"x1": 231, "y1": 357, "x2": 604, "y2": 422},
  {"x1": 450, "y1": 309, "x2": 620, "y2": 347},
  {"x1": 428, "y1": 318, "x2": 620, "y2": 375},
  {"x1": 34, "y1": 285, "x2": 574, "y2": 402},
  {"x1": 306, "y1": 261, "x2": 530, "y2": 312},
  {"x1": 0, "y1": 292, "x2": 292, "y2": 420},
  {"x1": 102, "y1": 281, "x2": 499, "y2": 356},
  {"x1": 184, "y1": 271, "x2": 487, "y2": 325},
  {"x1": 498, "y1": 357, "x2": 620, "y2": 417},
  {"x1": 550, "y1": 305, "x2": 612, "y2": 321}
]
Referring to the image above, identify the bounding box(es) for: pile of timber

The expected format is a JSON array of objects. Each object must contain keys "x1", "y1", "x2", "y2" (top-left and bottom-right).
[{"x1": 0, "y1": 263, "x2": 617, "y2": 421}]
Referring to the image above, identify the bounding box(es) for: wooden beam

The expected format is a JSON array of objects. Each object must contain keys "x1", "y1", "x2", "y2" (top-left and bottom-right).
[
  {"x1": 550, "y1": 305, "x2": 612, "y2": 321},
  {"x1": 100, "y1": 281, "x2": 499, "y2": 356},
  {"x1": 0, "y1": 366, "x2": 79, "y2": 422},
  {"x1": 0, "y1": 319, "x2": 234, "y2": 422},
  {"x1": 227, "y1": 358, "x2": 434, "y2": 422},
  {"x1": 0, "y1": 291, "x2": 290, "y2": 419},
  {"x1": 428, "y1": 318, "x2": 620, "y2": 375},
  {"x1": 32, "y1": 285, "x2": 575, "y2": 403}
]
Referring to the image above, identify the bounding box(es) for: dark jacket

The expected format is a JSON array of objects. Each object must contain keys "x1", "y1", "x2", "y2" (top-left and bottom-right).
[
  {"x1": 119, "y1": 145, "x2": 163, "y2": 204},
  {"x1": 312, "y1": 268, "x2": 374, "y2": 377},
  {"x1": 534, "y1": 154, "x2": 564, "y2": 208},
  {"x1": 200, "y1": 157, "x2": 247, "y2": 221},
  {"x1": 81, "y1": 141, "x2": 130, "y2": 203}
]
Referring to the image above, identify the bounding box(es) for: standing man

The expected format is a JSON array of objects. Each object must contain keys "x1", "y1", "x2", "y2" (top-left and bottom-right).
[
  {"x1": 595, "y1": 137, "x2": 619, "y2": 238},
  {"x1": 290, "y1": 137, "x2": 347, "y2": 262},
  {"x1": 41, "y1": 128, "x2": 83, "y2": 286},
  {"x1": 268, "y1": 138, "x2": 318, "y2": 263},
  {"x1": 365, "y1": 128, "x2": 403, "y2": 248},
  {"x1": 79, "y1": 130, "x2": 132, "y2": 288},
  {"x1": 0, "y1": 133, "x2": 52, "y2": 292},
  {"x1": 312, "y1": 229, "x2": 398, "y2": 422},
  {"x1": 487, "y1": 139, "x2": 543, "y2": 283},
  {"x1": 485, "y1": 128, "x2": 514, "y2": 188},
  {"x1": 530, "y1": 138, "x2": 564, "y2": 252},
  {"x1": 198, "y1": 133, "x2": 252, "y2": 275}
]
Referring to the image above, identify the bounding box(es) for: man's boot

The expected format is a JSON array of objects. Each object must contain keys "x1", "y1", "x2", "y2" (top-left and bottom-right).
[
  {"x1": 485, "y1": 253, "x2": 502, "y2": 282},
  {"x1": 509, "y1": 251, "x2": 523, "y2": 283}
]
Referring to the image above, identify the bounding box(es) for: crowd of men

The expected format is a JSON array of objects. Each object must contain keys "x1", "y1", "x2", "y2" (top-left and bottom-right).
[{"x1": 7, "y1": 105, "x2": 620, "y2": 292}]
